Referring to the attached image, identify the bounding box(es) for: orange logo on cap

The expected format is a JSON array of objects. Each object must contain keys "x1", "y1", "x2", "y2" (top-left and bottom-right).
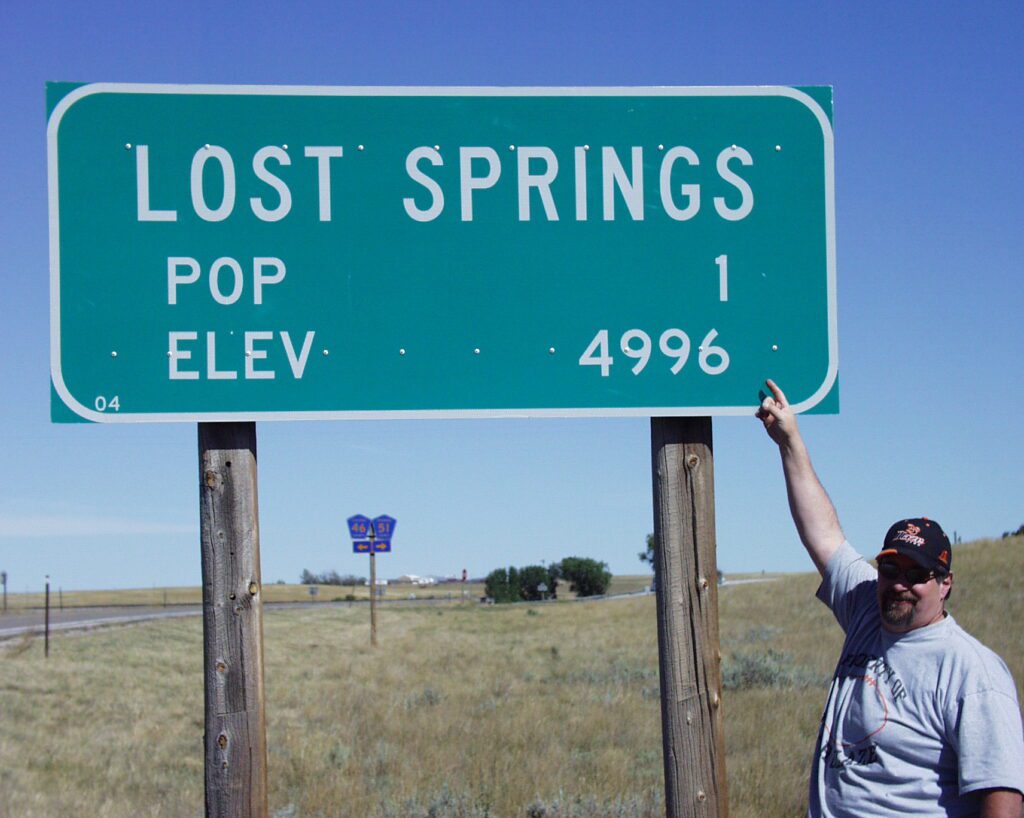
[
  {"x1": 938, "y1": 549, "x2": 949, "y2": 565},
  {"x1": 906, "y1": 523, "x2": 921, "y2": 536}
]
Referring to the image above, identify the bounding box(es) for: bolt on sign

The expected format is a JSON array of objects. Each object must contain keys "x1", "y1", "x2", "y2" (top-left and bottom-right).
[{"x1": 47, "y1": 83, "x2": 837, "y2": 423}]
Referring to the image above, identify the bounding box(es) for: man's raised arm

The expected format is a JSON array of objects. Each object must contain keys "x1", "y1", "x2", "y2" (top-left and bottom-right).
[{"x1": 757, "y1": 379, "x2": 845, "y2": 576}]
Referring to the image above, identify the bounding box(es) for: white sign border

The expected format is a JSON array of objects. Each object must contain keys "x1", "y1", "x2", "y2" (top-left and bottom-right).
[{"x1": 48, "y1": 83, "x2": 837, "y2": 423}]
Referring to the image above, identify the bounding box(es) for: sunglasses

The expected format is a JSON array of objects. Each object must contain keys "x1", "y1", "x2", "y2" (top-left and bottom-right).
[{"x1": 877, "y1": 561, "x2": 941, "y2": 585}]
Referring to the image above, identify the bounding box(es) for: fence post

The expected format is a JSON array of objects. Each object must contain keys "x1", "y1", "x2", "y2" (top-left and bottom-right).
[{"x1": 44, "y1": 575, "x2": 51, "y2": 658}]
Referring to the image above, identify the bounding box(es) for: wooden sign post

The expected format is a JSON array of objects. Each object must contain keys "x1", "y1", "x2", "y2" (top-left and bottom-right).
[
  {"x1": 651, "y1": 417, "x2": 727, "y2": 817},
  {"x1": 198, "y1": 422, "x2": 268, "y2": 818}
]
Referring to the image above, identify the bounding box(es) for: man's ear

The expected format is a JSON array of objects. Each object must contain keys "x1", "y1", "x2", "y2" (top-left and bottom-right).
[{"x1": 940, "y1": 572, "x2": 954, "y2": 602}]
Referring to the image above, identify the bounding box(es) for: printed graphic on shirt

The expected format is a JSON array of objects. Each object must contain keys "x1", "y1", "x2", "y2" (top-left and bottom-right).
[{"x1": 821, "y1": 652, "x2": 908, "y2": 769}]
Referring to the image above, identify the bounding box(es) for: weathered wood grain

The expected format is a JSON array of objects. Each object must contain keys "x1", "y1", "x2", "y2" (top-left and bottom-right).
[
  {"x1": 651, "y1": 417, "x2": 727, "y2": 818},
  {"x1": 198, "y1": 422, "x2": 268, "y2": 818}
]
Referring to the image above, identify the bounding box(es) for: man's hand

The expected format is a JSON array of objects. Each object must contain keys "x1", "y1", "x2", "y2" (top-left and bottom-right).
[{"x1": 756, "y1": 379, "x2": 799, "y2": 449}]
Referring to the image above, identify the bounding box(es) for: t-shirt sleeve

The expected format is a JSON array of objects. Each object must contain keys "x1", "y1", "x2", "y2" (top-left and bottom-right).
[
  {"x1": 954, "y1": 687, "x2": 1024, "y2": 796},
  {"x1": 815, "y1": 541, "x2": 877, "y2": 633}
]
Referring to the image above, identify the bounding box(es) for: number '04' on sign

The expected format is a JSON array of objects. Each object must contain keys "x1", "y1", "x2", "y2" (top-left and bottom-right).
[{"x1": 579, "y1": 328, "x2": 729, "y2": 377}]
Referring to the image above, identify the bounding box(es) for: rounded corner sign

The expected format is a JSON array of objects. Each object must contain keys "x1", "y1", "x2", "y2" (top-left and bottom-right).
[
  {"x1": 371, "y1": 515, "x2": 396, "y2": 540},
  {"x1": 347, "y1": 515, "x2": 371, "y2": 539},
  {"x1": 48, "y1": 84, "x2": 837, "y2": 423}
]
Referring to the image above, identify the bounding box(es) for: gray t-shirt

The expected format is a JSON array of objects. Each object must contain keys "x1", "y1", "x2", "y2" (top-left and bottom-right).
[{"x1": 809, "y1": 541, "x2": 1024, "y2": 817}]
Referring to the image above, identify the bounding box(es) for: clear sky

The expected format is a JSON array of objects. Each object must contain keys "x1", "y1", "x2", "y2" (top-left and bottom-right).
[{"x1": 1, "y1": 2, "x2": 1021, "y2": 592}]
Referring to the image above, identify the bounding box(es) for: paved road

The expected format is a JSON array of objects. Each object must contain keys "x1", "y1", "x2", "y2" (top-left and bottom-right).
[
  {"x1": 0, "y1": 597, "x2": 469, "y2": 640},
  {"x1": 0, "y1": 578, "x2": 778, "y2": 640},
  {"x1": 0, "y1": 606, "x2": 202, "y2": 639}
]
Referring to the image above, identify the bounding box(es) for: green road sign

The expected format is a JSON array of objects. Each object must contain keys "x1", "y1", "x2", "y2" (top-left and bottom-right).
[{"x1": 48, "y1": 84, "x2": 836, "y2": 423}]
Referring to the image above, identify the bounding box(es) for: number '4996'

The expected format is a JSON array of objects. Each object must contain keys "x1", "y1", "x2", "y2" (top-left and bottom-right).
[{"x1": 579, "y1": 329, "x2": 729, "y2": 377}]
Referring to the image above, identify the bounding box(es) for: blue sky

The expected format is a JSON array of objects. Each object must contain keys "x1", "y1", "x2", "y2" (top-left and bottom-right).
[{"x1": 1, "y1": 2, "x2": 1021, "y2": 591}]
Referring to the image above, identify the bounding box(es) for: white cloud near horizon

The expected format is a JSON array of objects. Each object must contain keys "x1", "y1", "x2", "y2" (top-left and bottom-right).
[{"x1": 0, "y1": 514, "x2": 198, "y2": 539}]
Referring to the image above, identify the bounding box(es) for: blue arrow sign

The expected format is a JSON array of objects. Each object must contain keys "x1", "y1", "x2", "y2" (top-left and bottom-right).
[
  {"x1": 353, "y1": 541, "x2": 372, "y2": 554},
  {"x1": 347, "y1": 515, "x2": 372, "y2": 540},
  {"x1": 372, "y1": 515, "x2": 396, "y2": 540},
  {"x1": 373, "y1": 540, "x2": 391, "y2": 553}
]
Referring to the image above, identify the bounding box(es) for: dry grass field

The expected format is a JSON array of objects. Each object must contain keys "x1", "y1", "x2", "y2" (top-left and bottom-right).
[
  {"x1": 0, "y1": 582, "x2": 487, "y2": 610},
  {"x1": 0, "y1": 538, "x2": 1020, "y2": 817}
]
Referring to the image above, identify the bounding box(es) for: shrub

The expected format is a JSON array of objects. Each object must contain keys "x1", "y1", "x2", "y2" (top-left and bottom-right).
[
  {"x1": 639, "y1": 533, "x2": 656, "y2": 566},
  {"x1": 519, "y1": 565, "x2": 551, "y2": 601},
  {"x1": 377, "y1": 785, "x2": 496, "y2": 817},
  {"x1": 556, "y1": 557, "x2": 611, "y2": 597},
  {"x1": 721, "y1": 649, "x2": 827, "y2": 690},
  {"x1": 300, "y1": 569, "x2": 365, "y2": 586},
  {"x1": 484, "y1": 565, "x2": 560, "y2": 603},
  {"x1": 526, "y1": 791, "x2": 663, "y2": 817},
  {"x1": 507, "y1": 566, "x2": 520, "y2": 599},
  {"x1": 404, "y1": 688, "x2": 443, "y2": 710},
  {"x1": 484, "y1": 568, "x2": 517, "y2": 603}
]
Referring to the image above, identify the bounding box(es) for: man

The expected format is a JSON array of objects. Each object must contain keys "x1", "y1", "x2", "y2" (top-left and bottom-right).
[{"x1": 758, "y1": 379, "x2": 1024, "y2": 818}]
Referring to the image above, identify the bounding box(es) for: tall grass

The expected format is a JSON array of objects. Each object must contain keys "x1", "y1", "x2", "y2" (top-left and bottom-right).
[{"x1": 0, "y1": 538, "x2": 1020, "y2": 817}]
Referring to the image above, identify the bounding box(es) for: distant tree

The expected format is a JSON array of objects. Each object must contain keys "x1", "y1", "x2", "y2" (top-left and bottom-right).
[
  {"x1": 640, "y1": 534, "x2": 723, "y2": 586},
  {"x1": 483, "y1": 568, "x2": 503, "y2": 600},
  {"x1": 485, "y1": 568, "x2": 517, "y2": 603},
  {"x1": 546, "y1": 565, "x2": 560, "y2": 599},
  {"x1": 518, "y1": 565, "x2": 550, "y2": 601},
  {"x1": 639, "y1": 533, "x2": 656, "y2": 566},
  {"x1": 485, "y1": 563, "x2": 562, "y2": 603},
  {"x1": 1003, "y1": 524, "x2": 1024, "y2": 539},
  {"x1": 507, "y1": 566, "x2": 520, "y2": 600},
  {"x1": 300, "y1": 569, "x2": 363, "y2": 586},
  {"x1": 558, "y1": 556, "x2": 612, "y2": 597}
]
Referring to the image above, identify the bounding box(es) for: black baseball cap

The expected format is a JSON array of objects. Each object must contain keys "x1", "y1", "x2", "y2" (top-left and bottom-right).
[{"x1": 876, "y1": 518, "x2": 952, "y2": 575}]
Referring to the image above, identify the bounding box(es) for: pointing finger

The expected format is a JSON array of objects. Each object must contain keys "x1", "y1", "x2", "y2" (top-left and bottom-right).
[{"x1": 765, "y1": 379, "x2": 789, "y2": 408}]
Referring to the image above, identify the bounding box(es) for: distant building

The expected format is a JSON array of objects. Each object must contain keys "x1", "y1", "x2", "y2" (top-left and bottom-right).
[{"x1": 395, "y1": 574, "x2": 438, "y2": 586}]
